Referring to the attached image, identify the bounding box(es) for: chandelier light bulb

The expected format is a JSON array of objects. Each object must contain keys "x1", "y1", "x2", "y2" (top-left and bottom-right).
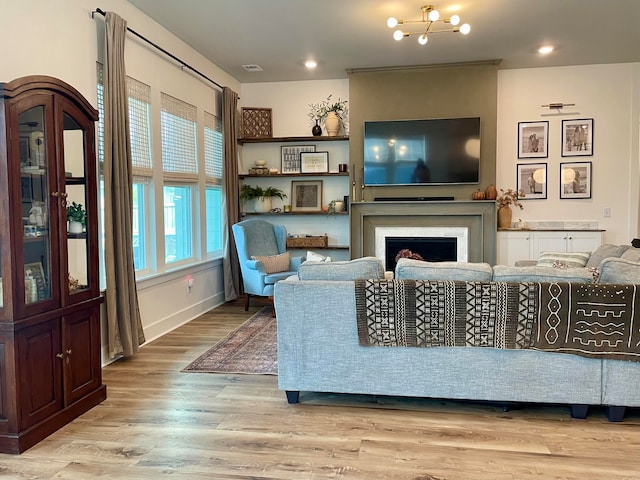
[
  {"x1": 387, "y1": 16, "x2": 398, "y2": 28},
  {"x1": 459, "y1": 23, "x2": 471, "y2": 35},
  {"x1": 428, "y1": 9, "x2": 440, "y2": 22},
  {"x1": 449, "y1": 14, "x2": 460, "y2": 26},
  {"x1": 393, "y1": 29, "x2": 405, "y2": 41},
  {"x1": 418, "y1": 34, "x2": 429, "y2": 45}
]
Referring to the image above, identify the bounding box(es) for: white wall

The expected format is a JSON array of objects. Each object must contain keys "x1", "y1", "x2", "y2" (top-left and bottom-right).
[
  {"x1": 1, "y1": 0, "x2": 241, "y2": 360},
  {"x1": 497, "y1": 63, "x2": 640, "y2": 244}
]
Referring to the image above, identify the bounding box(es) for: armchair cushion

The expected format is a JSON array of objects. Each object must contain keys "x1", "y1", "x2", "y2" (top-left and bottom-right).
[{"x1": 252, "y1": 252, "x2": 290, "y2": 274}]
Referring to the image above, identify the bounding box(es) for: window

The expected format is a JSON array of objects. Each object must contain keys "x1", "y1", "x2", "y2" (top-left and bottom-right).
[
  {"x1": 204, "y1": 111, "x2": 223, "y2": 254},
  {"x1": 160, "y1": 93, "x2": 197, "y2": 264}
]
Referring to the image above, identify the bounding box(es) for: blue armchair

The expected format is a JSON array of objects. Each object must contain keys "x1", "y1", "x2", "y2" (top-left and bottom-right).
[{"x1": 232, "y1": 219, "x2": 305, "y2": 310}]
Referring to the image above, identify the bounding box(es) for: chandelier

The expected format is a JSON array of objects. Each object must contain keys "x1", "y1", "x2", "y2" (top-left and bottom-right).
[{"x1": 387, "y1": 4, "x2": 470, "y2": 45}]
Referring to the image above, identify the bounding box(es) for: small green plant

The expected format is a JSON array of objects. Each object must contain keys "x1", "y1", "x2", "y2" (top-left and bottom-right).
[
  {"x1": 240, "y1": 185, "x2": 287, "y2": 202},
  {"x1": 66, "y1": 201, "x2": 86, "y2": 225},
  {"x1": 308, "y1": 94, "x2": 349, "y2": 125},
  {"x1": 327, "y1": 199, "x2": 345, "y2": 215}
]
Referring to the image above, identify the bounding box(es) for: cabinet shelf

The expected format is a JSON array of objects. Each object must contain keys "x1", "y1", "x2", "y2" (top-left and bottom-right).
[{"x1": 239, "y1": 135, "x2": 348, "y2": 144}]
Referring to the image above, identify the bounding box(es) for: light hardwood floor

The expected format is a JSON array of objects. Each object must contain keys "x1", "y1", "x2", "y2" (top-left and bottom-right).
[{"x1": 1, "y1": 298, "x2": 639, "y2": 479}]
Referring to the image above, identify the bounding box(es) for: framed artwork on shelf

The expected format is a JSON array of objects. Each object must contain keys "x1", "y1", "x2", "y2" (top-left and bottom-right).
[
  {"x1": 517, "y1": 162, "x2": 547, "y2": 200},
  {"x1": 24, "y1": 262, "x2": 47, "y2": 303},
  {"x1": 562, "y1": 118, "x2": 594, "y2": 156},
  {"x1": 281, "y1": 145, "x2": 315, "y2": 174},
  {"x1": 291, "y1": 180, "x2": 323, "y2": 212},
  {"x1": 560, "y1": 162, "x2": 592, "y2": 199},
  {"x1": 518, "y1": 121, "x2": 548, "y2": 158},
  {"x1": 300, "y1": 151, "x2": 329, "y2": 173}
]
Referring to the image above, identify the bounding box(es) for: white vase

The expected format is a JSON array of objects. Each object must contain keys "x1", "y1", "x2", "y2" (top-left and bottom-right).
[
  {"x1": 332, "y1": 201, "x2": 345, "y2": 213},
  {"x1": 68, "y1": 221, "x2": 83, "y2": 234},
  {"x1": 325, "y1": 112, "x2": 340, "y2": 136},
  {"x1": 254, "y1": 197, "x2": 272, "y2": 213}
]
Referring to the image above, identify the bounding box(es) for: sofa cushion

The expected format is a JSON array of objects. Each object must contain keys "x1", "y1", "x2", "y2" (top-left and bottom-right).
[
  {"x1": 305, "y1": 250, "x2": 332, "y2": 262},
  {"x1": 536, "y1": 251, "x2": 591, "y2": 268},
  {"x1": 395, "y1": 258, "x2": 493, "y2": 281},
  {"x1": 252, "y1": 252, "x2": 290, "y2": 274},
  {"x1": 586, "y1": 244, "x2": 631, "y2": 268},
  {"x1": 297, "y1": 256, "x2": 384, "y2": 281},
  {"x1": 492, "y1": 265, "x2": 594, "y2": 283},
  {"x1": 620, "y1": 247, "x2": 640, "y2": 263},
  {"x1": 598, "y1": 258, "x2": 640, "y2": 284}
]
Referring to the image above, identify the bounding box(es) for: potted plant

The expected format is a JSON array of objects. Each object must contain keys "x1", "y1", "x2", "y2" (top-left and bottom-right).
[
  {"x1": 327, "y1": 199, "x2": 345, "y2": 215},
  {"x1": 240, "y1": 185, "x2": 287, "y2": 213},
  {"x1": 495, "y1": 188, "x2": 525, "y2": 229},
  {"x1": 308, "y1": 95, "x2": 349, "y2": 136},
  {"x1": 66, "y1": 201, "x2": 86, "y2": 233}
]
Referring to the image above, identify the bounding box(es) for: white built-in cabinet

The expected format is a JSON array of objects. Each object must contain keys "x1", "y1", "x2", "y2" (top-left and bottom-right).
[{"x1": 497, "y1": 230, "x2": 604, "y2": 266}]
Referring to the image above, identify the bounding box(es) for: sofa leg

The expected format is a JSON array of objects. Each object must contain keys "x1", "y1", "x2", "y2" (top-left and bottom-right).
[
  {"x1": 570, "y1": 404, "x2": 589, "y2": 419},
  {"x1": 606, "y1": 405, "x2": 626, "y2": 422},
  {"x1": 285, "y1": 391, "x2": 300, "y2": 404}
]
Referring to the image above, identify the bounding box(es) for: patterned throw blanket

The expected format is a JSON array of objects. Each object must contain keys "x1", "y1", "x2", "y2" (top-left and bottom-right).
[{"x1": 355, "y1": 280, "x2": 640, "y2": 362}]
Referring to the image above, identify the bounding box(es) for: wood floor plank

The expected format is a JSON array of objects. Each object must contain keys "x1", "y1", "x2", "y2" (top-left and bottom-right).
[{"x1": 0, "y1": 297, "x2": 638, "y2": 479}]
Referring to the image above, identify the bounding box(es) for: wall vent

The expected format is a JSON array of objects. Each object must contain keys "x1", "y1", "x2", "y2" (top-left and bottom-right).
[{"x1": 242, "y1": 64, "x2": 263, "y2": 72}]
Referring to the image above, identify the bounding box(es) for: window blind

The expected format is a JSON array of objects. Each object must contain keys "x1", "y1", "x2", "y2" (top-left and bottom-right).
[
  {"x1": 160, "y1": 93, "x2": 198, "y2": 182},
  {"x1": 128, "y1": 77, "x2": 153, "y2": 178},
  {"x1": 204, "y1": 111, "x2": 223, "y2": 185}
]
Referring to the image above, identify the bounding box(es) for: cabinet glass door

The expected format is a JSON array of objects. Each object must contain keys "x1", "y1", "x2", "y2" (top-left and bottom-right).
[
  {"x1": 62, "y1": 112, "x2": 90, "y2": 297},
  {"x1": 19, "y1": 106, "x2": 52, "y2": 306}
]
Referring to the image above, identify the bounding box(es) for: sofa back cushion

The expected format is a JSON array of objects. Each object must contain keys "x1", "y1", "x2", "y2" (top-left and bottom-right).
[
  {"x1": 586, "y1": 243, "x2": 631, "y2": 268},
  {"x1": 620, "y1": 247, "x2": 640, "y2": 263},
  {"x1": 492, "y1": 265, "x2": 594, "y2": 283},
  {"x1": 395, "y1": 258, "x2": 493, "y2": 281},
  {"x1": 297, "y1": 256, "x2": 384, "y2": 281},
  {"x1": 598, "y1": 258, "x2": 640, "y2": 284}
]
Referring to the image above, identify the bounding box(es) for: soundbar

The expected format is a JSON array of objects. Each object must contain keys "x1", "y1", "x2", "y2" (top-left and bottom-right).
[{"x1": 373, "y1": 196, "x2": 455, "y2": 202}]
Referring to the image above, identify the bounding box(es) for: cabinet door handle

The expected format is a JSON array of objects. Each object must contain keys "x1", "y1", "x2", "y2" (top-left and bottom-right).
[
  {"x1": 66, "y1": 349, "x2": 72, "y2": 355},
  {"x1": 56, "y1": 352, "x2": 64, "y2": 359}
]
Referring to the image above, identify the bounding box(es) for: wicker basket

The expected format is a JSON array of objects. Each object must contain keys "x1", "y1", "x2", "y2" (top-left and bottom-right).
[{"x1": 286, "y1": 236, "x2": 328, "y2": 248}]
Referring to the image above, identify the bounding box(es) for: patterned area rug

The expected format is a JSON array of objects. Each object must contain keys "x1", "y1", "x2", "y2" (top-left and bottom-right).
[{"x1": 182, "y1": 306, "x2": 277, "y2": 375}]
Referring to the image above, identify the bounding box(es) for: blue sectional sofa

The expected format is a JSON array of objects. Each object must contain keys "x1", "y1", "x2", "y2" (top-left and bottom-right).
[{"x1": 274, "y1": 251, "x2": 640, "y2": 421}]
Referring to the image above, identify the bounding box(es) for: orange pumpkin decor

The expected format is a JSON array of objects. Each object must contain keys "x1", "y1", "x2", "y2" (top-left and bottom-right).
[
  {"x1": 472, "y1": 189, "x2": 486, "y2": 200},
  {"x1": 485, "y1": 184, "x2": 498, "y2": 200}
]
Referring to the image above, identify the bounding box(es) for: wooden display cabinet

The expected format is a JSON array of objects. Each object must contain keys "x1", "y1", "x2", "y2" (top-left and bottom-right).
[{"x1": 0, "y1": 75, "x2": 106, "y2": 453}]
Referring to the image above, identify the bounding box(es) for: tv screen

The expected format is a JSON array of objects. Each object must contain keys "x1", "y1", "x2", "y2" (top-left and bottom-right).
[{"x1": 363, "y1": 117, "x2": 481, "y2": 186}]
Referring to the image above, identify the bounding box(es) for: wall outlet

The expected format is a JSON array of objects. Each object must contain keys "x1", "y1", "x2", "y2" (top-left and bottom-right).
[
  {"x1": 603, "y1": 207, "x2": 611, "y2": 218},
  {"x1": 187, "y1": 277, "x2": 194, "y2": 292}
]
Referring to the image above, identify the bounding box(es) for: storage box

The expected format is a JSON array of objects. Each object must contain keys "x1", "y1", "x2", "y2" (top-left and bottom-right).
[{"x1": 286, "y1": 236, "x2": 328, "y2": 248}]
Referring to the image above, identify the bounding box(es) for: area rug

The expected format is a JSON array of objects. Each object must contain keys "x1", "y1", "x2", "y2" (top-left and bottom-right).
[{"x1": 182, "y1": 306, "x2": 277, "y2": 375}]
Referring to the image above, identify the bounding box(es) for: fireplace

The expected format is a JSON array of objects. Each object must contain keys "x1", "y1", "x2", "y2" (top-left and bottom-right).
[
  {"x1": 384, "y1": 236, "x2": 457, "y2": 271},
  {"x1": 375, "y1": 226, "x2": 469, "y2": 271}
]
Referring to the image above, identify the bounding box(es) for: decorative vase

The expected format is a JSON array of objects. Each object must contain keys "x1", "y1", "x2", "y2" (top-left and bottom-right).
[
  {"x1": 497, "y1": 206, "x2": 513, "y2": 229},
  {"x1": 485, "y1": 184, "x2": 497, "y2": 200},
  {"x1": 68, "y1": 221, "x2": 83, "y2": 234},
  {"x1": 332, "y1": 201, "x2": 345, "y2": 213},
  {"x1": 254, "y1": 197, "x2": 272, "y2": 213},
  {"x1": 325, "y1": 112, "x2": 340, "y2": 136},
  {"x1": 312, "y1": 119, "x2": 322, "y2": 136}
]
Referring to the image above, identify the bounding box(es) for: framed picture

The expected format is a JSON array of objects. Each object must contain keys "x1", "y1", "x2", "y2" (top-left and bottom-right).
[
  {"x1": 291, "y1": 180, "x2": 323, "y2": 212},
  {"x1": 24, "y1": 261, "x2": 47, "y2": 303},
  {"x1": 300, "y1": 151, "x2": 329, "y2": 174},
  {"x1": 560, "y1": 162, "x2": 592, "y2": 199},
  {"x1": 518, "y1": 121, "x2": 548, "y2": 158},
  {"x1": 562, "y1": 118, "x2": 594, "y2": 156},
  {"x1": 517, "y1": 163, "x2": 547, "y2": 200},
  {"x1": 281, "y1": 145, "x2": 315, "y2": 174}
]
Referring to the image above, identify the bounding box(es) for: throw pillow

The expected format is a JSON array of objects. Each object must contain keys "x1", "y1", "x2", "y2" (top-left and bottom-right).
[
  {"x1": 586, "y1": 244, "x2": 631, "y2": 268},
  {"x1": 620, "y1": 247, "x2": 640, "y2": 263},
  {"x1": 252, "y1": 252, "x2": 290, "y2": 274},
  {"x1": 536, "y1": 251, "x2": 591, "y2": 268},
  {"x1": 306, "y1": 250, "x2": 332, "y2": 262}
]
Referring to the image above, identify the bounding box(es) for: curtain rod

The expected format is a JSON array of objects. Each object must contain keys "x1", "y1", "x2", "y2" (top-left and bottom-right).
[{"x1": 92, "y1": 7, "x2": 224, "y2": 91}]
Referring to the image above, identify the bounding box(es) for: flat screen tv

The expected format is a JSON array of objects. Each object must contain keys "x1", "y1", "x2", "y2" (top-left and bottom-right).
[{"x1": 363, "y1": 117, "x2": 481, "y2": 186}]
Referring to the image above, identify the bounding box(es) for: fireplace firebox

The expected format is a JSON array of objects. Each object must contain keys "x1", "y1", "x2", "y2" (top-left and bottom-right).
[{"x1": 385, "y1": 236, "x2": 457, "y2": 271}]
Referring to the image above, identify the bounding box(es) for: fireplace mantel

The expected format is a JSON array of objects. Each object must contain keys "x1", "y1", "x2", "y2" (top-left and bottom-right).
[{"x1": 350, "y1": 200, "x2": 497, "y2": 264}]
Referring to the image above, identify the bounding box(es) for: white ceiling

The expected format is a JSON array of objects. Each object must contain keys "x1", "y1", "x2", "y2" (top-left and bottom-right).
[{"x1": 126, "y1": 0, "x2": 640, "y2": 83}]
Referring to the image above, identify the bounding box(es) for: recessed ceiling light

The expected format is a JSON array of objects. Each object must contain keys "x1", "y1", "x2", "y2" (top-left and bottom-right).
[
  {"x1": 538, "y1": 45, "x2": 554, "y2": 55},
  {"x1": 305, "y1": 60, "x2": 317, "y2": 69}
]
